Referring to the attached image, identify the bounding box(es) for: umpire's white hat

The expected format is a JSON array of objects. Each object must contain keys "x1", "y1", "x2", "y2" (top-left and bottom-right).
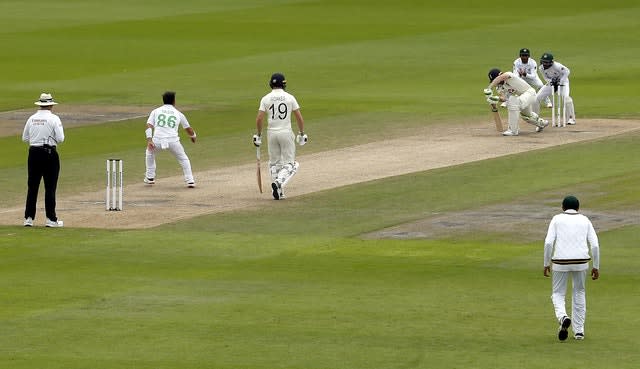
[{"x1": 34, "y1": 93, "x2": 58, "y2": 106}]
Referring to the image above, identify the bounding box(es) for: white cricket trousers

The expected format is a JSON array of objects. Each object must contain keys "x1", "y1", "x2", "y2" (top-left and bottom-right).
[
  {"x1": 523, "y1": 75, "x2": 544, "y2": 90},
  {"x1": 507, "y1": 89, "x2": 536, "y2": 133},
  {"x1": 535, "y1": 83, "x2": 575, "y2": 118},
  {"x1": 551, "y1": 269, "x2": 587, "y2": 334},
  {"x1": 267, "y1": 129, "x2": 296, "y2": 180},
  {"x1": 145, "y1": 139, "x2": 194, "y2": 183}
]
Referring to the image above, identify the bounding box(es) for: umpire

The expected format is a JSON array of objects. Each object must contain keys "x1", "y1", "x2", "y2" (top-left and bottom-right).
[{"x1": 22, "y1": 93, "x2": 65, "y2": 227}]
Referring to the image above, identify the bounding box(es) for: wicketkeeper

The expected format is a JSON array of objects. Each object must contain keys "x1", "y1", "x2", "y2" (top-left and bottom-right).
[{"x1": 535, "y1": 52, "x2": 576, "y2": 125}]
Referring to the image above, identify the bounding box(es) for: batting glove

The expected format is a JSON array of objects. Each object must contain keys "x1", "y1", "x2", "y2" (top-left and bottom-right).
[
  {"x1": 252, "y1": 134, "x2": 261, "y2": 147},
  {"x1": 483, "y1": 88, "x2": 492, "y2": 96},
  {"x1": 486, "y1": 96, "x2": 500, "y2": 104},
  {"x1": 296, "y1": 132, "x2": 308, "y2": 146}
]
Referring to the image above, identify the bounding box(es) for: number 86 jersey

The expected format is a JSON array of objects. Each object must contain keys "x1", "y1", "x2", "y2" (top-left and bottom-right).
[
  {"x1": 258, "y1": 89, "x2": 300, "y2": 132},
  {"x1": 147, "y1": 104, "x2": 191, "y2": 142}
]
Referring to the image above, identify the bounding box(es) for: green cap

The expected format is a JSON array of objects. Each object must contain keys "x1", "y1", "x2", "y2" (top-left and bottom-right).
[{"x1": 562, "y1": 195, "x2": 580, "y2": 211}]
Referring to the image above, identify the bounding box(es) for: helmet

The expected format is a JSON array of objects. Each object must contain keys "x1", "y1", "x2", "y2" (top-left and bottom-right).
[
  {"x1": 488, "y1": 68, "x2": 501, "y2": 82},
  {"x1": 540, "y1": 52, "x2": 554, "y2": 62},
  {"x1": 269, "y1": 73, "x2": 287, "y2": 89},
  {"x1": 519, "y1": 48, "x2": 530, "y2": 57},
  {"x1": 540, "y1": 52, "x2": 554, "y2": 69}
]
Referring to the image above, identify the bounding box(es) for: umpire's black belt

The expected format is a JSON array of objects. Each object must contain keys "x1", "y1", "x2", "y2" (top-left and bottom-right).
[{"x1": 30, "y1": 144, "x2": 57, "y2": 153}]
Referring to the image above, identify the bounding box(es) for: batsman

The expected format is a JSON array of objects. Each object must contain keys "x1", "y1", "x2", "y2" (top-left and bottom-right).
[
  {"x1": 484, "y1": 68, "x2": 548, "y2": 136},
  {"x1": 253, "y1": 73, "x2": 307, "y2": 200}
]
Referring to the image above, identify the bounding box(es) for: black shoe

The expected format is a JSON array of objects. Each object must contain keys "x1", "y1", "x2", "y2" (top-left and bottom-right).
[
  {"x1": 271, "y1": 182, "x2": 280, "y2": 200},
  {"x1": 558, "y1": 316, "x2": 571, "y2": 341}
]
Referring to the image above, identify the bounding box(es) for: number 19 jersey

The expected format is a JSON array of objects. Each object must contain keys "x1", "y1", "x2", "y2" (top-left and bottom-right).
[
  {"x1": 258, "y1": 89, "x2": 300, "y2": 132},
  {"x1": 147, "y1": 104, "x2": 191, "y2": 142}
]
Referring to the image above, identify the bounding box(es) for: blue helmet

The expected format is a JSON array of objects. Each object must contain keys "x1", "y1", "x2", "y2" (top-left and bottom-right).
[
  {"x1": 269, "y1": 73, "x2": 287, "y2": 89},
  {"x1": 488, "y1": 68, "x2": 501, "y2": 82}
]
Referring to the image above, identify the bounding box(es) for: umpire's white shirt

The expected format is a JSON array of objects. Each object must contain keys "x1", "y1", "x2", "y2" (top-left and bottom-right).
[
  {"x1": 544, "y1": 210, "x2": 600, "y2": 272},
  {"x1": 22, "y1": 110, "x2": 65, "y2": 146}
]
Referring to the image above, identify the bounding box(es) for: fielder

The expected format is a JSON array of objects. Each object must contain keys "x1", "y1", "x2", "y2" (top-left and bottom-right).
[
  {"x1": 544, "y1": 195, "x2": 600, "y2": 341},
  {"x1": 144, "y1": 91, "x2": 197, "y2": 188},
  {"x1": 513, "y1": 48, "x2": 552, "y2": 108},
  {"x1": 253, "y1": 73, "x2": 307, "y2": 200},
  {"x1": 535, "y1": 52, "x2": 576, "y2": 124},
  {"x1": 484, "y1": 68, "x2": 548, "y2": 136}
]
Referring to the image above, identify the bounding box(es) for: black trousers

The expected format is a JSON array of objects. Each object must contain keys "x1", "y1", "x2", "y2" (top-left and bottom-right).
[{"x1": 24, "y1": 146, "x2": 60, "y2": 221}]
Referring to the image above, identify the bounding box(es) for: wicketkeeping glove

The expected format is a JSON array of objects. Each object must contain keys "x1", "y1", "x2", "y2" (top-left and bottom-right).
[
  {"x1": 252, "y1": 134, "x2": 261, "y2": 147},
  {"x1": 551, "y1": 76, "x2": 560, "y2": 86},
  {"x1": 296, "y1": 132, "x2": 308, "y2": 146},
  {"x1": 483, "y1": 88, "x2": 492, "y2": 96}
]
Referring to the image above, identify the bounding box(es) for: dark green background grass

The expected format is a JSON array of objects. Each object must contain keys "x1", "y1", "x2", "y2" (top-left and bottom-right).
[{"x1": 1, "y1": 1, "x2": 639, "y2": 368}]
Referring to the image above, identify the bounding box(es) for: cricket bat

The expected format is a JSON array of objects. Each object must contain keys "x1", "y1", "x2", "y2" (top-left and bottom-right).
[
  {"x1": 490, "y1": 103, "x2": 503, "y2": 132},
  {"x1": 256, "y1": 147, "x2": 263, "y2": 193}
]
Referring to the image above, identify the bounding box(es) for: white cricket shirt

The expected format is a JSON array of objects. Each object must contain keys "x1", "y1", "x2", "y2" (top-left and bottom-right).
[
  {"x1": 540, "y1": 61, "x2": 571, "y2": 85},
  {"x1": 513, "y1": 58, "x2": 540, "y2": 80},
  {"x1": 544, "y1": 209, "x2": 600, "y2": 272},
  {"x1": 498, "y1": 72, "x2": 535, "y2": 97},
  {"x1": 258, "y1": 89, "x2": 300, "y2": 131},
  {"x1": 147, "y1": 104, "x2": 190, "y2": 143}
]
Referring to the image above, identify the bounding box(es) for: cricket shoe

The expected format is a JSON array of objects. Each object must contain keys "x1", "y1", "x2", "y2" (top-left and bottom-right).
[
  {"x1": 558, "y1": 316, "x2": 571, "y2": 341},
  {"x1": 24, "y1": 217, "x2": 33, "y2": 227},
  {"x1": 546, "y1": 102, "x2": 553, "y2": 108},
  {"x1": 574, "y1": 332, "x2": 584, "y2": 340},
  {"x1": 500, "y1": 102, "x2": 507, "y2": 108},
  {"x1": 502, "y1": 129, "x2": 518, "y2": 136},
  {"x1": 536, "y1": 119, "x2": 549, "y2": 133},
  {"x1": 187, "y1": 181, "x2": 196, "y2": 188},
  {"x1": 567, "y1": 118, "x2": 576, "y2": 125},
  {"x1": 45, "y1": 218, "x2": 64, "y2": 228},
  {"x1": 144, "y1": 177, "x2": 155, "y2": 185},
  {"x1": 271, "y1": 182, "x2": 281, "y2": 200}
]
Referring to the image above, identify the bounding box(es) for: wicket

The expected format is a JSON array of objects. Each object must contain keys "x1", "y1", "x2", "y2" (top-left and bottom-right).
[
  {"x1": 551, "y1": 86, "x2": 566, "y2": 127},
  {"x1": 106, "y1": 159, "x2": 123, "y2": 211}
]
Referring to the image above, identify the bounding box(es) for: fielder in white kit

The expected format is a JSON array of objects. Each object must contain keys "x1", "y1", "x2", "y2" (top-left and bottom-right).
[
  {"x1": 513, "y1": 48, "x2": 552, "y2": 108},
  {"x1": 144, "y1": 91, "x2": 197, "y2": 187},
  {"x1": 253, "y1": 73, "x2": 307, "y2": 200},
  {"x1": 535, "y1": 52, "x2": 576, "y2": 124},
  {"x1": 544, "y1": 195, "x2": 600, "y2": 341},
  {"x1": 484, "y1": 68, "x2": 548, "y2": 136}
]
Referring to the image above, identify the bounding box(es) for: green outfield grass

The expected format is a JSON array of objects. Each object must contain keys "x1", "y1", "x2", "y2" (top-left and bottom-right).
[{"x1": 1, "y1": 1, "x2": 639, "y2": 368}]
